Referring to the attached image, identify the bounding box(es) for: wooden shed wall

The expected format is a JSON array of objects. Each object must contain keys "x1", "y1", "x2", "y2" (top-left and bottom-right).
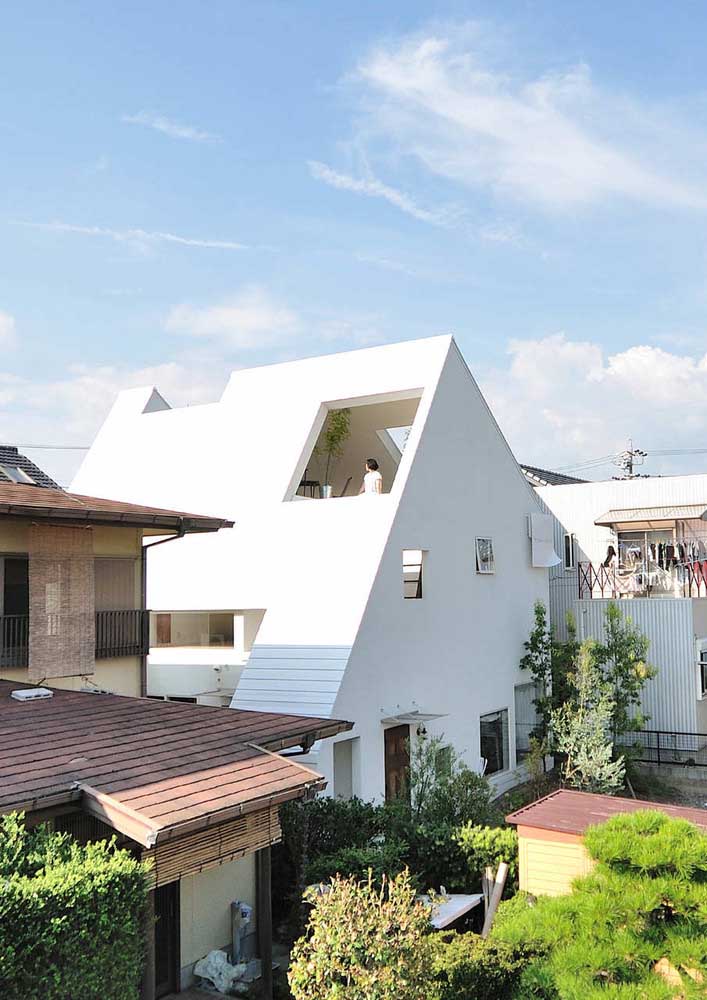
[{"x1": 517, "y1": 825, "x2": 594, "y2": 897}]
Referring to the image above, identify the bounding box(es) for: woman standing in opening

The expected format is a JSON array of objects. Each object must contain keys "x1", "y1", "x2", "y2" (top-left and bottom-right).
[{"x1": 359, "y1": 457, "x2": 383, "y2": 495}]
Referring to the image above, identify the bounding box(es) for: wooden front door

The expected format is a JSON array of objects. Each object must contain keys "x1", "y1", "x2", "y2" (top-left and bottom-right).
[
  {"x1": 384, "y1": 725, "x2": 410, "y2": 802},
  {"x1": 154, "y1": 881, "x2": 179, "y2": 998}
]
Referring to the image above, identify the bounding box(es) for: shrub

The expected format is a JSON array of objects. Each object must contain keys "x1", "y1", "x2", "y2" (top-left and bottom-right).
[
  {"x1": 455, "y1": 824, "x2": 519, "y2": 893},
  {"x1": 492, "y1": 811, "x2": 707, "y2": 999},
  {"x1": 0, "y1": 812, "x2": 148, "y2": 1000},
  {"x1": 430, "y1": 932, "x2": 539, "y2": 1000},
  {"x1": 303, "y1": 840, "x2": 409, "y2": 887},
  {"x1": 288, "y1": 871, "x2": 432, "y2": 1000}
]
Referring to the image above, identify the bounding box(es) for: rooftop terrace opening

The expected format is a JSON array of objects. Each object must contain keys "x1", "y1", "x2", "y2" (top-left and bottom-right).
[{"x1": 291, "y1": 392, "x2": 422, "y2": 501}]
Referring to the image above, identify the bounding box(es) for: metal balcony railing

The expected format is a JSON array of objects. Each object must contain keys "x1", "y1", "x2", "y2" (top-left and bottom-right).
[
  {"x1": 578, "y1": 561, "x2": 707, "y2": 600},
  {"x1": 0, "y1": 609, "x2": 150, "y2": 667},
  {"x1": 95, "y1": 609, "x2": 150, "y2": 659},
  {"x1": 0, "y1": 614, "x2": 29, "y2": 667}
]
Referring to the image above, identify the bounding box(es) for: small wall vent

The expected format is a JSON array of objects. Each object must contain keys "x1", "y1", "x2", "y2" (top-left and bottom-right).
[{"x1": 11, "y1": 687, "x2": 53, "y2": 702}]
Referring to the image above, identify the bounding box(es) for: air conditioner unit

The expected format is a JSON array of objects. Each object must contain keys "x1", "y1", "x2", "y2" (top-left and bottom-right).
[{"x1": 11, "y1": 687, "x2": 53, "y2": 702}]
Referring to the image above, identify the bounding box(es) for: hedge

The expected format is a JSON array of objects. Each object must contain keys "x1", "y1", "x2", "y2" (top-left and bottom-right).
[{"x1": 0, "y1": 813, "x2": 149, "y2": 1000}]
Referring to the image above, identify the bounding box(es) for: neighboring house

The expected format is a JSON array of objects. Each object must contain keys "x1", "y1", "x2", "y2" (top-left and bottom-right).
[
  {"x1": 531, "y1": 473, "x2": 707, "y2": 740},
  {"x1": 506, "y1": 790, "x2": 707, "y2": 897},
  {"x1": 0, "y1": 680, "x2": 349, "y2": 998},
  {"x1": 0, "y1": 448, "x2": 231, "y2": 697},
  {"x1": 72, "y1": 335, "x2": 553, "y2": 799}
]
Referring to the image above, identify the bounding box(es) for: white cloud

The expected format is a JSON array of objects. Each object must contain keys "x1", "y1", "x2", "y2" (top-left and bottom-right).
[
  {"x1": 348, "y1": 26, "x2": 706, "y2": 211},
  {"x1": 0, "y1": 311, "x2": 17, "y2": 348},
  {"x1": 480, "y1": 334, "x2": 707, "y2": 476},
  {"x1": 308, "y1": 160, "x2": 456, "y2": 226},
  {"x1": 15, "y1": 221, "x2": 248, "y2": 251},
  {"x1": 122, "y1": 111, "x2": 220, "y2": 143},
  {"x1": 164, "y1": 286, "x2": 301, "y2": 349}
]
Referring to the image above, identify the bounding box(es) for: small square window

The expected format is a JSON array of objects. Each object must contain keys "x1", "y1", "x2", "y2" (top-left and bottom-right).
[
  {"x1": 475, "y1": 537, "x2": 495, "y2": 574},
  {"x1": 480, "y1": 708, "x2": 509, "y2": 775},
  {"x1": 0, "y1": 465, "x2": 34, "y2": 485},
  {"x1": 564, "y1": 533, "x2": 576, "y2": 570},
  {"x1": 403, "y1": 549, "x2": 424, "y2": 599}
]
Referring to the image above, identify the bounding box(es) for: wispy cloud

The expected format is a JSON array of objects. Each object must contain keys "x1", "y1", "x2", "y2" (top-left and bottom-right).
[
  {"x1": 0, "y1": 311, "x2": 17, "y2": 348},
  {"x1": 15, "y1": 221, "x2": 248, "y2": 251},
  {"x1": 346, "y1": 24, "x2": 707, "y2": 211},
  {"x1": 308, "y1": 160, "x2": 457, "y2": 226},
  {"x1": 165, "y1": 286, "x2": 301, "y2": 349},
  {"x1": 121, "y1": 111, "x2": 221, "y2": 143}
]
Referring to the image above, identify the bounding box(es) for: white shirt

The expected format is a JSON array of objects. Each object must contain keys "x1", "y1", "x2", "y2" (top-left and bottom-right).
[{"x1": 363, "y1": 469, "x2": 383, "y2": 494}]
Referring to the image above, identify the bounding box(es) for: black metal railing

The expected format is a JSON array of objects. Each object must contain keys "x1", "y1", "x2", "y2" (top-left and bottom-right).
[
  {"x1": 616, "y1": 729, "x2": 707, "y2": 767},
  {"x1": 95, "y1": 609, "x2": 150, "y2": 660},
  {"x1": 0, "y1": 609, "x2": 150, "y2": 666},
  {"x1": 0, "y1": 614, "x2": 29, "y2": 667},
  {"x1": 578, "y1": 561, "x2": 707, "y2": 600}
]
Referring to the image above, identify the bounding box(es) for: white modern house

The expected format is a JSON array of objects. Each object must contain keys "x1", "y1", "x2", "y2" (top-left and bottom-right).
[
  {"x1": 534, "y1": 474, "x2": 707, "y2": 749},
  {"x1": 72, "y1": 335, "x2": 553, "y2": 799}
]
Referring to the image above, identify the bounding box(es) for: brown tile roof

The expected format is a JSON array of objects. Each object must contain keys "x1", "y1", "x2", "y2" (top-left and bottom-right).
[
  {"x1": 506, "y1": 789, "x2": 707, "y2": 835},
  {"x1": 0, "y1": 682, "x2": 350, "y2": 845},
  {"x1": 0, "y1": 482, "x2": 233, "y2": 532}
]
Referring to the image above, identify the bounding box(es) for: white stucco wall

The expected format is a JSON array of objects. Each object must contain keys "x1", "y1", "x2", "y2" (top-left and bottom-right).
[
  {"x1": 329, "y1": 342, "x2": 549, "y2": 798},
  {"x1": 179, "y1": 855, "x2": 256, "y2": 985}
]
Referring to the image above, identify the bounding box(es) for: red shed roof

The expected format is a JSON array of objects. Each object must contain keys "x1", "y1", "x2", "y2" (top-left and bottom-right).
[{"x1": 506, "y1": 789, "x2": 707, "y2": 835}]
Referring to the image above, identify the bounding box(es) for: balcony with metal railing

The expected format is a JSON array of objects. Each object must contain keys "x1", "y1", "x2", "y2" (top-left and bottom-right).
[
  {"x1": 578, "y1": 561, "x2": 707, "y2": 600},
  {"x1": 0, "y1": 609, "x2": 150, "y2": 668}
]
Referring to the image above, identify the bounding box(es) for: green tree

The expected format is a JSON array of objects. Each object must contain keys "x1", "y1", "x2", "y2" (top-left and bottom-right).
[
  {"x1": 551, "y1": 641, "x2": 626, "y2": 794},
  {"x1": 519, "y1": 601, "x2": 553, "y2": 738},
  {"x1": 493, "y1": 811, "x2": 707, "y2": 998},
  {"x1": 592, "y1": 601, "x2": 655, "y2": 741},
  {"x1": 288, "y1": 871, "x2": 432, "y2": 1000}
]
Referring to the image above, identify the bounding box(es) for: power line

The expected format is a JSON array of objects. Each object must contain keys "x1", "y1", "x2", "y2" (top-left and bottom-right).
[{"x1": 0, "y1": 443, "x2": 90, "y2": 451}]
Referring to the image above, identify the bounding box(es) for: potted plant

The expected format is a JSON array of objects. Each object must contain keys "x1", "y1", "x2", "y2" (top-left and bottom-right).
[{"x1": 315, "y1": 408, "x2": 351, "y2": 498}]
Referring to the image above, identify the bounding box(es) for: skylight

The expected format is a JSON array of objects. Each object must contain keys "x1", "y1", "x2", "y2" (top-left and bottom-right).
[{"x1": 0, "y1": 465, "x2": 35, "y2": 485}]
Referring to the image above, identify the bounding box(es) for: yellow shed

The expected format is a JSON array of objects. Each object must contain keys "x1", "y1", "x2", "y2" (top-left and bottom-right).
[{"x1": 506, "y1": 789, "x2": 707, "y2": 897}]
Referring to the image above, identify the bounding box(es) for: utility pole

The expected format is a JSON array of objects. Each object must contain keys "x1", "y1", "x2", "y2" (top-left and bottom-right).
[{"x1": 612, "y1": 440, "x2": 648, "y2": 479}]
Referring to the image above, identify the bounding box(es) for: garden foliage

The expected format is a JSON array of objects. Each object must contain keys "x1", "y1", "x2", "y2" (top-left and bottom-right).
[
  {"x1": 288, "y1": 871, "x2": 432, "y2": 1000},
  {"x1": 493, "y1": 810, "x2": 707, "y2": 999},
  {"x1": 0, "y1": 812, "x2": 148, "y2": 1000},
  {"x1": 430, "y1": 932, "x2": 538, "y2": 1000}
]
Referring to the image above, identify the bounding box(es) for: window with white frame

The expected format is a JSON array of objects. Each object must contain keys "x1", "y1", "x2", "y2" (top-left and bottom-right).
[
  {"x1": 700, "y1": 650, "x2": 707, "y2": 699},
  {"x1": 403, "y1": 549, "x2": 424, "y2": 599},
  {"x1": 563, "y1": 533, "x2": 576, "y2": 570},
  {"x1": 480, "y1": 708, "x2": 509, "y2": 774},
  {"x1": 475, "y1": 537, "x2": 495, "y2": 574}
]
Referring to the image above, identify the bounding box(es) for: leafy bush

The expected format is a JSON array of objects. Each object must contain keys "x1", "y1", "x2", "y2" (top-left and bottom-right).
[
  {"x1": 431, "y1": 932, "x2": 539, "y2": 1000},
  {"x1": 0, "y1": 812, "x2": 148, "y2": 1000},
  {"x1": 455, "y1": 824, "x2": 519, "y2": 893},
  {"x1": 303, "y1": 840, "x2": 409, "y2": 887},
  {"x1": 288, "y1": 871, "x2": 432, "y2": 1000},
  {"x1": 493, "y1": 811, "x2": 707, "y2": 999}
]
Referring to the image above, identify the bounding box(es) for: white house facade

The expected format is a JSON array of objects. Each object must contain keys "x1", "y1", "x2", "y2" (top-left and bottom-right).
[
  {"x1": 72, "y1": 336, "x2": 552, "y2": 799},
  {"x1": 535, "y1": 474, "x2": 707, "y2": 742}
]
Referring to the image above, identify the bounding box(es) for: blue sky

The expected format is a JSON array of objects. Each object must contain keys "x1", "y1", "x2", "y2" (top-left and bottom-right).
[{"x1": 4, "y1": 1, "x2": 707, "y2": 483}]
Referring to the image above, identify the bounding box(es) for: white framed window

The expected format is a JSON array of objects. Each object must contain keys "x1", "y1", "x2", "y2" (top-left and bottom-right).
[
  {"x1": 403, "y1": 549, "x2": 424, "y2": 599},
  {"x1": 475, "y1": 537, "x2": 495, "y2": 575},
  {"x1": 564, "y1": 533, "x2": 576, "y2": 570},
  {"x1": 700, "y1": 650, "x2": 707, "y2": 700},
  {"x1": 480, "y1": 708, "x2": 509, "y2": 775}
]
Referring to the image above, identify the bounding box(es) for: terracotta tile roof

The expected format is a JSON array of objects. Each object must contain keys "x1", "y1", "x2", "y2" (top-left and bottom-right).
[
  {"x1": 0, "y1": 682, "x2": 351, "y2": 845},
  {"x1": 506, "y1": 789, "x2": 707, "y2": 835},
  {"x1": 0, "y1": 482, "x2": 233, "y2": 532}
]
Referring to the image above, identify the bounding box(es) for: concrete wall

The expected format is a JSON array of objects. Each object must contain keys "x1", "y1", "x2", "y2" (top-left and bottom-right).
[
  {"x1": 0, "y1": 656, "x2": 142, "y2": 696},
  {"x1": 179, "y1": 855, "x2": 256, "y2": 988}
]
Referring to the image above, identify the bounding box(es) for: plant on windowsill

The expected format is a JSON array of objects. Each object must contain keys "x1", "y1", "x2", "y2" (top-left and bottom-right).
[{"x1": 314, "y1": 407, "x2": 351, "y2": 498}]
